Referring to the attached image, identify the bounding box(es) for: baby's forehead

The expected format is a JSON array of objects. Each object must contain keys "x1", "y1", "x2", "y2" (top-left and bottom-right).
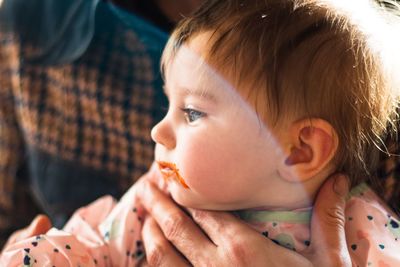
[
  {"x1": 166, "y1": 35, "x2": 234, "y2": 87},
  {"x1": 167, "y1": 46, "x2": 236, "y2": 99},
  {"x1": 165, "y1": 30, "x2": 272, "y2": 112}
]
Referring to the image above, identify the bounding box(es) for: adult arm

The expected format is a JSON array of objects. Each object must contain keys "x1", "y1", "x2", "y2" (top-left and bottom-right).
[{"x1": 138, "y1": 170, "x2": 352, "y2": 266}]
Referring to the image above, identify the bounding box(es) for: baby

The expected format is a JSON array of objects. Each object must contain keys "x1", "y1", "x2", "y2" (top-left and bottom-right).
[{"x1": 2, "y1": 0, "x2": 400, "y2": 266}]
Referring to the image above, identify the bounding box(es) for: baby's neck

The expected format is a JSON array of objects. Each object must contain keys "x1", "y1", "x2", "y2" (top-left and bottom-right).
[{"x1": 254, "y1": 171, "x2": 334, "y2": 212}]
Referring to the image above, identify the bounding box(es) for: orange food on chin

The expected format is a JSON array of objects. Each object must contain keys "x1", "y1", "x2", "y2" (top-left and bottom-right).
[{"x1": 157, "y1": 161, "x2": 190, "y2": 189}]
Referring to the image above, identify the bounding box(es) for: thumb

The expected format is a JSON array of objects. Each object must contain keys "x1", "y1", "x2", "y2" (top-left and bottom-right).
[{"x1": 306, "y1": 174, "x2": 352, "y2": 267}]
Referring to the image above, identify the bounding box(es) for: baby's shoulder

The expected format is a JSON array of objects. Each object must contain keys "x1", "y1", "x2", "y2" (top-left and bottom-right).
[{"x1": 344, "y1": 184, "x2": 400, "y2": 266}]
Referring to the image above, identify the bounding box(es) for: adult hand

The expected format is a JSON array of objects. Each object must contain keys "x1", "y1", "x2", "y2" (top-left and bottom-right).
[
  {"x1": 302, "y1": 174, "x2": 352, "y2": 266},
  {"x1": 138, "y1": 172, "x2": 352, "y2": 267},
  {"x1": 2, "y1": 214, "x2": 52, "y2": 253}
]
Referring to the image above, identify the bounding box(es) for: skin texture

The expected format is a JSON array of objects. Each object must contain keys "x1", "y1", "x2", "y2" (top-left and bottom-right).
[
  {"x1": 137, "y1": 167, "x2": 351, "y2": 267},
  {"x1": 139, "y1": 33, "x2": 351, "y2": 266},
  {"x1": 152, "y1": 34, "x2": 338, "y2": 211},
  {"x1": 152, "y1": 41, "x2": 291, "y2": 210},
  {"x1": 3, "y1": 169, "x2": 351, "y2": 266}
]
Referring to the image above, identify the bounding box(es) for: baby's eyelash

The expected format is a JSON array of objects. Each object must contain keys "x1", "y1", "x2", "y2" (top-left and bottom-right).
[{"x1": 181, "y1": 108, "x2": 205, "y2": 123}]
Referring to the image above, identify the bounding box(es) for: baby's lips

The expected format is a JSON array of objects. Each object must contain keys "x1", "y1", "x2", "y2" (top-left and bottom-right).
[
  {"x1": 156, "y1": 161, "x2": 190, "y2": 189},
  {"x1": 157, "y1": 161, "x2": 175, "y2": 180}
]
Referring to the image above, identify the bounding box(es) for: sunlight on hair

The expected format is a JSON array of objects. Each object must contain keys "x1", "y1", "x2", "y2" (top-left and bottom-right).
[
  {"x1": 383, "y1": 19, "x2": 400, "y2": 98},
  {"x1": 160, "y1": 0, "x2": 400, "y2": 212},
  {"x1": 326, "y1": 0, "x2": 400, "y2": 97}
]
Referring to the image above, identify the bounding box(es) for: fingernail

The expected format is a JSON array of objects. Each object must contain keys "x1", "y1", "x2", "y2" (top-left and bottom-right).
[{"x1": 333, "y1": 175, "x2": 349, "y2": 197}]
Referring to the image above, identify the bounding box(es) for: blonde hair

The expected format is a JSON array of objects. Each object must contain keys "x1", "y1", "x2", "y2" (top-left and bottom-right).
[{"x1": 162, "y1": 0, "x2": 399, "y2": 186}]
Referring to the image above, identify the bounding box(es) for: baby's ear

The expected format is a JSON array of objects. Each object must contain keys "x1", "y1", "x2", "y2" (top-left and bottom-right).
[{"x1": 278, "y1": 118, "x2": 338, "y2": 182}]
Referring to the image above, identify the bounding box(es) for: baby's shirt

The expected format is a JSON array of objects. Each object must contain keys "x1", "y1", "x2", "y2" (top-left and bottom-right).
[
  {"x1": 1, "y1": 183, "x2": 400, "y2": 266},
  {"x1": 237, "y1": 183, "x2": 400, "y2": 266},
  {"x1": 0, "y1": 185, "x2": 145, "y2": 266}
]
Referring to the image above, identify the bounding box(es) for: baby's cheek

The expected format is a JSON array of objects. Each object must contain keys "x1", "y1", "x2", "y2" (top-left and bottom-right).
[{"x1": 179, "y1": 143, "x2": 231, "y2": 198}]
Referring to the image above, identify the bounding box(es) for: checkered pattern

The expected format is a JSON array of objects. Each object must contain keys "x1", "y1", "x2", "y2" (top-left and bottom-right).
[
  {"x1": 377, "y1": 132, "x2": 400, "y2": 215},
  {"x1": 0, "y1": 2, "x2": 167, "y2": 247}
]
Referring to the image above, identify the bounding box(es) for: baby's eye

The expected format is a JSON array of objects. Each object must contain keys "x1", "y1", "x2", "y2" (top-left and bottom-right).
[{"x1": 182, "y1": 108, "x2": 205, "y2": 123}]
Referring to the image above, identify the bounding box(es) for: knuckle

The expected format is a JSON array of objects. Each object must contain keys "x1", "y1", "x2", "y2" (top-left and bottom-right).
[
  {"x1": 322, "y1": 206, "x2": 346, "y2": 227},
  {"x1": 146, "y1": 243, "x2": 165, "y2": 266},
  {"x1": 162, "y1": 212, "x2": 185, "y2": 241},
  {"x1": 225, "y1": 240, "x2": 252, "y2": 266},
  {"x1": 190, "y1": 209, "x2": 208, "y2": 223}
]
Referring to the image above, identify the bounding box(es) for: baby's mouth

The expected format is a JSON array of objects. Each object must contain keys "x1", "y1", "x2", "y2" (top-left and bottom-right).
[{"x1": 157, "y1": 161, "x2": 190, "y2": 189}]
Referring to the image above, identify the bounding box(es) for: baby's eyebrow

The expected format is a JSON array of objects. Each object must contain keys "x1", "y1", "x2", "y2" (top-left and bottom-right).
[
  {"x1": 182, "y1": 87, "x2": 217, "y2": 102},
  {"x1": 164, "y1": 85, "x2": 217, "y2": 103}
]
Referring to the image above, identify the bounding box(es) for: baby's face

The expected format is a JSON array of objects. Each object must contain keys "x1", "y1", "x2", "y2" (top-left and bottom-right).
[{"x1": 151, "y1": 33, "x2": 288, "y2": 210}]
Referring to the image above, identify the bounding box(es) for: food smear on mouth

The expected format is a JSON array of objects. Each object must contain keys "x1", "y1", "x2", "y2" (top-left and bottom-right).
[{"x1": 157, "y1": 161, "x2": 190, "y2": 189}]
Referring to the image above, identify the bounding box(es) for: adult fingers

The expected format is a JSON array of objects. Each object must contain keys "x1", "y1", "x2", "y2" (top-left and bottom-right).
[
  {"x1": 186, "y1": 208, "x2": 257, "y2": 244},
  {"x1": 304, "y1": 174, "x2": 352, "y2": 267},
  {"x1": 142, "y1": 216, "x2": 190, "y2": 267},
  {"x1": 137, "y1": 181, "x2": 216, "y2": 263},
  {"x1": 138, "y1": 181, "x2": 315, "y2": 267},
  {"x1": 186, "y1": 208, "x2": 273, "y2": 265},
  {"x1": 140, "y1": 162, "x2": 168, "y2": 193},
  {"x1": 189, "y1": 208, "x2": 315, "y2": 266}
]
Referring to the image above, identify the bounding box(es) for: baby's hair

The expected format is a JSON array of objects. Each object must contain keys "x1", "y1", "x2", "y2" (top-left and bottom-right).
[{"x1": 162, "y1": 0, "x2": 400, "y2": 186}]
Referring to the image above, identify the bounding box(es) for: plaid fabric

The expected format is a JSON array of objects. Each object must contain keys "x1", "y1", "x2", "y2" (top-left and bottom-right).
[
  {"x1": 0, "y1": 2, "x2": 167, "y2": 247},
  {"x1": 376, "y1": 132, "x2": 400, "y2": 216}
]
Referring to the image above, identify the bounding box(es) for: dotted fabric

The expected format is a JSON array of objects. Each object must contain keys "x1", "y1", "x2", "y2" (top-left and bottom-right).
[{"x1": 237, "y1": 184, "x2": 400, "y2": 266}]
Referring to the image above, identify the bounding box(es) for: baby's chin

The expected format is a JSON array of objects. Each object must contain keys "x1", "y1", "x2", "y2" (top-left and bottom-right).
[
  {"x1": 169, "y1": 186, "x2": 200, "y2": 208},
  {"x1": 169, "y1": 186, "x2": 210, "y2": 209},
  {"x1": 169, "y1": 186, "x2": 237, "y2": 211}
]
